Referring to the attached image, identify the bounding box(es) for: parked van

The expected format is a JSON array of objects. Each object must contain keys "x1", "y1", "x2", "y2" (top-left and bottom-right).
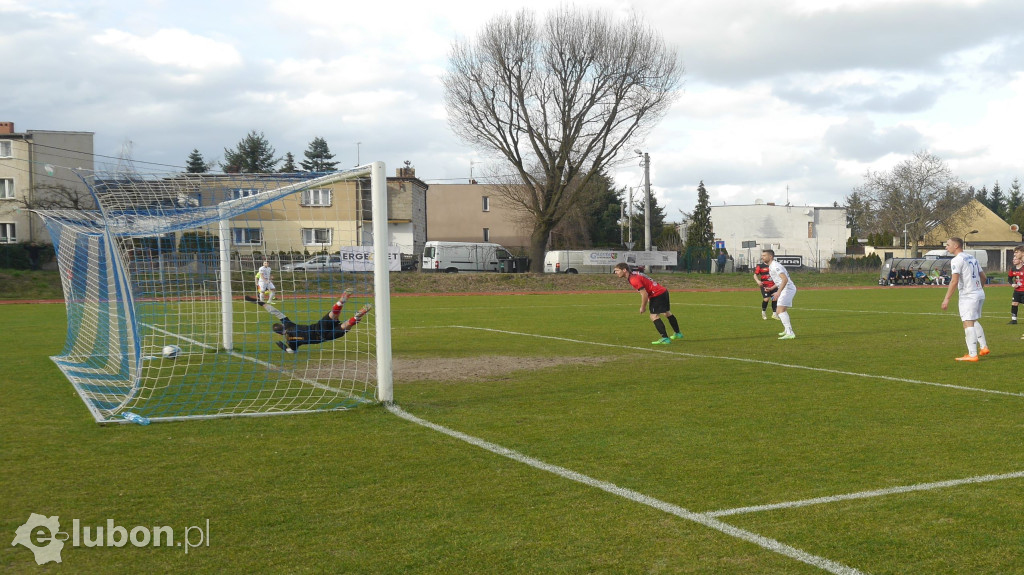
[
  {"x1": 422, "y1": 241, "x2": 514, "y2": 273},
  {"x1": 544, "y1": 250, "x2": 621, "y2": 274},
  {"x1": 544, "y1": 250, "x2": 678, "y2": 274},
  {"x1": 923, "y1": 249, "x2": 988, "y2": 268}
]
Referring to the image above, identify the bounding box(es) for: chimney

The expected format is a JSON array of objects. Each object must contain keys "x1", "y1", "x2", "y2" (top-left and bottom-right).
[
  {"x1": 0, "y1": 122, "x2": 13, "y2": 135},
  {"x1": 396, "y1": 161, "x2": 415, "y2": 178}
]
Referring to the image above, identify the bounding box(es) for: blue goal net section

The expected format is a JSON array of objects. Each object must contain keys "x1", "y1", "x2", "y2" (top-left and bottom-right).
[{"x1": 35, "y1": 165, "x2": 394, "y2": 424}]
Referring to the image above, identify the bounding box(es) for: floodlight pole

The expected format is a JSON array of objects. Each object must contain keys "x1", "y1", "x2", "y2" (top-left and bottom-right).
[{"x1": 637, "y1": 151, "x2": 652, "y2": 251}]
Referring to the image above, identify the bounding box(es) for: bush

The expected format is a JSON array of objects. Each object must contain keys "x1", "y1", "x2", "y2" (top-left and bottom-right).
[
  {"x1": 0, "y1": 243, "x2": 55, "y2": 270},
  {"x1": 828, "y1": 253, "x2": 882, "y2": 271}
]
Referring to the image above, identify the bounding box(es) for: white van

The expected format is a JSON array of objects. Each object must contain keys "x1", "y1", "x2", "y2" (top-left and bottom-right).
[
  {"x1": 923, "y1": 249, "x2": 988, "y2": 268},
  {"x1": 422, "y1": 241, "x2": 514, "y2": 273},
  {"x1": 544, "y1": 250, "x2": 678, "y2": 273},
  {"x1": 544, "y1": 250, "x2": 620, "y2": 274}
]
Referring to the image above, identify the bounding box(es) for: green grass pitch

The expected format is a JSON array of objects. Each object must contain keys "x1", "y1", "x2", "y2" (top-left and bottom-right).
[{"x1": 4, "y1": 284, "x2": 1024, "y2": 573}]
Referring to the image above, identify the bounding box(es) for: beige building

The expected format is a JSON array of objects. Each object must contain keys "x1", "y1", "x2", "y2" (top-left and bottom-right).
[
  {"x1": 425, "y1": 183, "x2": 531, "y2": 253},
  {"x1": 0, "y1": 121, "x2": 94, "y2": 244},
  {"x1": 184, "y1": 167, "x2": 425, "y2": 258},
  {"x1": 864, "y1": 199, "x2": 1022, "y2": 271}
]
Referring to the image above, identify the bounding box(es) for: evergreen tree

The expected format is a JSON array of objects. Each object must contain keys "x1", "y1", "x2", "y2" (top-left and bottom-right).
[
  {"x1": 1008, "y1": 177, "x2": 1023, "y2": 215},
  {"x1": 843, "y1": 191, "x2": 872, "y2": 239},
  {"x1": 683, "y1": 181, "x2": 714, "y2": 272},
  {"x1": 185, "y1": 149, "x2": 210, "y2": 173},
  {"x1": 221, "y1": 130, "x2": 279, "y2": 173},
  {"x1": 279, "y1": 152, "x2": 298, "y2": 173},
  {"x1": 990, "y1": 181, "x2": 1006, "y2": 218},
  {"x1": 300, "y1": 137, "x2": 339, "y2": 172},
  {"x1": 975, "y1": 184, "x2": 989, "y2": 209},
  {"x1": 628, "y1": 191, "x2": 667, "y2": 250},
  {"x1": 1009, "y1": 205, "x2": 1024, "y2": 234}
]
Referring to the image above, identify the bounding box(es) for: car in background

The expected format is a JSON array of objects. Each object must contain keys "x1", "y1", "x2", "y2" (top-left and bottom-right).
[{"x1": 280, "y1": 254, "x2": 342, "y2": 272}]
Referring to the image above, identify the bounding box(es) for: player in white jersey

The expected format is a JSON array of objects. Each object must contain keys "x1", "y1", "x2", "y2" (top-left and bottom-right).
[
  {"x1": 762, "y1": 249, "x2": 797, "y2": 340},
  {"x1": 940, "y1": 237, "x2": 989, "y2": 362},
  {"x1": 256, "y1": 260, "x2": 276, "y2": 304}
]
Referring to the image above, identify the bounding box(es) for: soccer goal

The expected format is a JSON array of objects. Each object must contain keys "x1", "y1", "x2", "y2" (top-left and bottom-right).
[{"x1": 35, "y1": 163, "x2": 393, "y2": 424}]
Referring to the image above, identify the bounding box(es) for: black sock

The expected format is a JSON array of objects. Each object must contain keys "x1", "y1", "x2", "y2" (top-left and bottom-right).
[
  {"x1": 667, "y1": 315, "x2": 680, "y2": 334},
  {"x1": 762, "y1": 301, "x2": 768, "y2": 311},
  {"x1": 1013, "y1": 305, "x2": 1017, "y2": 319},
  {"x1": 772, "y1": 301, "x2": 778, "y2": 312},
  {"x1": 653, "y1": 318, "x2": 668, "y2": 338}
]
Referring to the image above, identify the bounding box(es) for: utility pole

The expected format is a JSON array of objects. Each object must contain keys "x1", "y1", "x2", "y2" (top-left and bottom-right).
[{"x1": 636, "y1": 150, "x2": 652, "y2": 251}]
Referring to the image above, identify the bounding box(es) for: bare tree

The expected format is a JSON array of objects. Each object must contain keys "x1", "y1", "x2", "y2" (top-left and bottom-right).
[
  {"x1": 17, "y1": 183, "x2": 95, "y2": 211},
  {"x1": 443, "y1": 7, "x2": 683, "y2": 270},
  {"x1": 853, "y1": 151, "x2": 976, "y2": 257}
]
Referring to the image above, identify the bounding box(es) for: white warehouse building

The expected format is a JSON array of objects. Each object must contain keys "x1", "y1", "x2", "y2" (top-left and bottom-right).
[{"x1": 710, "y1": 203, "x2": 850, "y2": 270}]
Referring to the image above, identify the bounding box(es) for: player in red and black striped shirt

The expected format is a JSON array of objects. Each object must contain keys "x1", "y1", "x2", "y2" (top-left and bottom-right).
[
  {"x1": 1008, "y1": 245, "x2": 1024, "y2": 324},
  {"x1": 613, "y1": 262, "x2": 682, "y2": 345},
  {"x1": 753, "y1": 262, "x2": 778, "y2": 320}
]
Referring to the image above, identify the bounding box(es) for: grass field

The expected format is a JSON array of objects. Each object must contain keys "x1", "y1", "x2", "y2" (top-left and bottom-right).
[{"x1": 4, "y1": 280, "x2": 1024, "y2": 574}]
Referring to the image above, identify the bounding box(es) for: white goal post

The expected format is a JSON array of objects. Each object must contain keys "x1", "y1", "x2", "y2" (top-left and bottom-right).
[{"x1": 35, "y1": 162, "x2": 393, "y2": 424}]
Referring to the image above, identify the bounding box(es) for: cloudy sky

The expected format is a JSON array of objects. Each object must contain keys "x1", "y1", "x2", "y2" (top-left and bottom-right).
[{"x1": 5, "y1": 0, "x2": 1024, "y2": 216}]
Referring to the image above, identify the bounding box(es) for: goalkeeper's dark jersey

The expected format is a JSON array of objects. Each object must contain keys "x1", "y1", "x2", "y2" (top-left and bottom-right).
[
  {"x1": 1009, "y1": 266, "x2": 1024, "y2": 293},
  {"x1": 283, "y1": 313, "x2": 348, "y2": 350}
]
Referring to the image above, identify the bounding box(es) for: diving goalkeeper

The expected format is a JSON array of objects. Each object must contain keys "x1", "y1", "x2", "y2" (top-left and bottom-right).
[{"x1": 245, "y1": 289, "x2": 370, "y2": 353}]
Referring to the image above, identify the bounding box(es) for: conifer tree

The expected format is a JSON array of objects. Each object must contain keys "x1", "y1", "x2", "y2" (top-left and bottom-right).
[
  {"x1": 221, "y1": 130, "x2": 279, "y2": 173},
  {"x1": 300, "y1": 137, "x2": 338, "y2": 172},
  {"x1": 684, "y1": 181, "x2": 714, "y2": 272},
  {"x1": 279, "y1": 152, "x2": 298, "y2": 173},
  {"x1": 185, "y1": 149, "x2": 210, "y2": 173}
]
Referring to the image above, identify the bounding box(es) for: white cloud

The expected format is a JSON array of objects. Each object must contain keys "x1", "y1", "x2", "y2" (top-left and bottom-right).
[{"x1": 91, "y1": 28, "x2": 242, "y2": 70}]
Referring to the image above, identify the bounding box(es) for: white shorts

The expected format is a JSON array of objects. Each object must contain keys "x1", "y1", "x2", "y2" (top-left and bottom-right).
[
  {"x1": 958, "y1": 294, "x2": 985, "y2": 322},
  {"x1": 775, "y1": 286, "x2": 796, "y2": 308},
  {"x1": 258, "y1": 280, "x2": 275, "y2": 291}
]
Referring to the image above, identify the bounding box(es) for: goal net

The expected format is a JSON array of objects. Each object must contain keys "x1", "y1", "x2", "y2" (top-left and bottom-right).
[{"x1": 35, "y1": 164, "x2": 393, "y2": 424}]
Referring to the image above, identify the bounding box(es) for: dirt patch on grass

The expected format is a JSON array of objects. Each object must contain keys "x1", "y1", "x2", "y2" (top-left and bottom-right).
[
  {"x1": 393, "y1": 355, "x2": 613, "y2": 383},
  {"x1": 299, "y1": 355, "x2": 614, "y2": 384}
]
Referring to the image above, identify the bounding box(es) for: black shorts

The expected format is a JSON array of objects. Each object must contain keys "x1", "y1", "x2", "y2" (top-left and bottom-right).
[
  {"x1": 1013, "y1": 291, "x2": 1024, "y2": 305},
  {"x1": 649, "y1": 291, "x2": 671, "y2": 315},
  {"x1": 760, "y1": 285, "x2": 776, "y2": 299}
]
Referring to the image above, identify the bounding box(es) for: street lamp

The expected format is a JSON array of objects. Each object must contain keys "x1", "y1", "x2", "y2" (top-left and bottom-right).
[
  {"x1": 965, "y1": 229, "x2": 979, "y2": 250},
  {"x1": 635, "y1": 149, "x2": 652, "y2": 251}
]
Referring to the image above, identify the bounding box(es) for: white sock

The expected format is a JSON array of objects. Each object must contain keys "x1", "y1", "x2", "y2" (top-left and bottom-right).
[
  {"x1": 964, "y1": 327, "x2": 978, "y2": 356},
  {"x1": 974, "y1": 322, "x2": 987, "y2": 349},
  {"x1": 779, "y1": 311, "x2": 793, "y2": 334}
]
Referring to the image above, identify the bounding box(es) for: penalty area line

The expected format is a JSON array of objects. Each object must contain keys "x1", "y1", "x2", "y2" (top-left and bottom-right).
[
  {"x1": 386, "y1": 403, "x2": 865, "y2": 575},
  {"x1": 706, "y1": 469, "x2": 1024, "y2": 518},
  {"x1": 445, "y1": 325, "x2": 1024, "y2": 399}
]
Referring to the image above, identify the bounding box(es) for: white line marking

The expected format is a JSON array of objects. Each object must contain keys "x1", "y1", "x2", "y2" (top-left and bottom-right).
[
  {"x1": 707, "y1": 470, "x2": 1024, "y2": 517},
  {"x1": 387, "y1": 403, "x2": 865, "y2": 575},
  {"x1": 446, "y1": 325, "x2": 1024, "y2": 399}
]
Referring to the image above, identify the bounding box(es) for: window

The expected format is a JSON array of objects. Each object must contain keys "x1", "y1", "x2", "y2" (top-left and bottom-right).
[
  {"x1": 482, "y1": 196, "x2": 490, "y2": 212},
  {"x1": 807, "y1": 222, "x2": 814, "y2": 238},
  {"x1": 301, "y1": 188, "x2": 332, "y2": 206},
  {"x1": 302, "y1": 228, "x2": 332, "y2": 246},
  {"x1": 0, "y1": 223, "x2": 14, "y2": 243},
  {"x1": 0, "y1": 179, "x2": 12, "y2": 199},
  {"x1": 231, "y1": 188, "x2": 260, "y2": 200},
  {"x1": 483, "y1": 228, "x2": 490, "y2": 242},
  {"x1": 232, "y1": 228, "x2": 262, "y2": 245},
  {"x1": 0, "y1": 141, "x2": 11, "y2": 158}
]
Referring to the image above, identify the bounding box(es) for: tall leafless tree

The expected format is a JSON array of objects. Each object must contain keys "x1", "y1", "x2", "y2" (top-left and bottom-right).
[
  {"x1": 443, "y1": 7, "x2": 683, "y2": 270},
  {"x1": 853, "y1": 150, "x2": 977, "y2": 257}
]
